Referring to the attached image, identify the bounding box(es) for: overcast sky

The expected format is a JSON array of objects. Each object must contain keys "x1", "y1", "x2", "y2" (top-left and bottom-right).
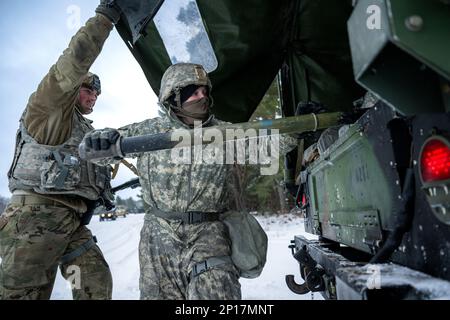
[{"x1": 0, "y1": 1, "x2": 160, "y2": 199}]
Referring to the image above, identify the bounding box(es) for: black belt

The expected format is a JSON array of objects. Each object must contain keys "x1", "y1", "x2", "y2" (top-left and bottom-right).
[
  {"x1": 60, "y1": 236, "x2": 97, "y2": 265},
  {"x1": 151, "y1": 208, "x2": 222, "y2": 224},
  {"x1": 10, "y1": 195, "x2": 64, "y2": 207}
]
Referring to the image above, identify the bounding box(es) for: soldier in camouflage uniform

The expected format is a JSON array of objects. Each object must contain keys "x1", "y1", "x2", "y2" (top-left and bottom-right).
[
  {"x1": 0, "y1": 2, "x2": 122, "y2": 300},
  {"x1": 83, "y1": 63, "x2": 298, "y2": 300}
]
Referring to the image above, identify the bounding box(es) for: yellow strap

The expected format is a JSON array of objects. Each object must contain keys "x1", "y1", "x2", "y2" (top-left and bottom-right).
[
  {"x1": 112, "y1": 164, "x2": 120, "y2": 179},
  {"x1": 112, "y1": 159, "x2": 139, "y2": 180}
]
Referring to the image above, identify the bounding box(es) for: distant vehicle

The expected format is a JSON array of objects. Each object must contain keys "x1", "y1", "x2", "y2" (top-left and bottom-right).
[
  {"x1": 115, "y1": 205, "x2": 128, "y2": 218},
  {"x1": 99, "y1": 210, "x2": 117, "y2": 222}
]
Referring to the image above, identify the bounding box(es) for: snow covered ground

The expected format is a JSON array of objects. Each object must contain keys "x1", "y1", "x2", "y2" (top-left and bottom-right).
[{"x1": 50, "y1": 213, "x2": 322, "y2": 300}]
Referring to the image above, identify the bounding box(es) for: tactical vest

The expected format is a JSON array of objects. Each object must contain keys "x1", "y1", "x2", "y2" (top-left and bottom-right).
[{"x1": 8, "y1": 110, "x2": 112, "y2": 201}]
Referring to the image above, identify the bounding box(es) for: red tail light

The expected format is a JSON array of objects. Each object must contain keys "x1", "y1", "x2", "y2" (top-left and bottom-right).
[{"x1": 420, "y1": 137, "x2": 450, "y2": 183}]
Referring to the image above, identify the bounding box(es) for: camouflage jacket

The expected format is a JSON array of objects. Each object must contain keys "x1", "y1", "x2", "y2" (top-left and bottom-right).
[
  {"x1": 118, "y1": 108, "x2": 297, "y2": 213},
  {"x1": 8, "y1": 14, "x2": 113, "y2": 213}
]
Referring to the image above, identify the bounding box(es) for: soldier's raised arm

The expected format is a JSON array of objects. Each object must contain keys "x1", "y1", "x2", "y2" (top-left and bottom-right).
[{"x1": 24, "y1": 2, "x2": 120, "y2": 145}]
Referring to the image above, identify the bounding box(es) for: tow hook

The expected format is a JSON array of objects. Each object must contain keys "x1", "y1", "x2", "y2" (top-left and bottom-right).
[{"x1": 286, "y1": 242, "x2": 325, "y2": 294}]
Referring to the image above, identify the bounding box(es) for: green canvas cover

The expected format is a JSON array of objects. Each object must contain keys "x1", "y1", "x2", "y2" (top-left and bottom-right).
[{"x1": 116, "y1": 0, "x2": 364, "y2": 123}]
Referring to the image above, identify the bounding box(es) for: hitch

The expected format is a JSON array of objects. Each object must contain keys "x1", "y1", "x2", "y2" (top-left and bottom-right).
[
  {"x1": 286, "y1": 274, "x2": 311, "y2": 295},
  {"x1": 286, "y1": 243, "x2": 325, "y2": 295}
]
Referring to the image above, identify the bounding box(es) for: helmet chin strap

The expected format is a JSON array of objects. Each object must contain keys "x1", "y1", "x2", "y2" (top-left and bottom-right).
[{"x1": 174, "y1": 87, "x2": 182, "y2": 108}]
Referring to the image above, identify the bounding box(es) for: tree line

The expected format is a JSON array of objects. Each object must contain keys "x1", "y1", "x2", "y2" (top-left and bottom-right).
[{"x1": 114, "y1": 195, "x2": 145, "y2": 213}]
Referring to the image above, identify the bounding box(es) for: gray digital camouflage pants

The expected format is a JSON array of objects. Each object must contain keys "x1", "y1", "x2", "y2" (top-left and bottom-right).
[
  {"x1": 0, "y1": 204, "x2": 112, "y2": 300},
  {"x1": 139, "y1": 214, "x2": 241, "y2": 300}
]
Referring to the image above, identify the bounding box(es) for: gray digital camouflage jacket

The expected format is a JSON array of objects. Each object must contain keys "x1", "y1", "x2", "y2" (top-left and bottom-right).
[{"x1": 116, "y1": 107, "x2": 298, "y2": 213}]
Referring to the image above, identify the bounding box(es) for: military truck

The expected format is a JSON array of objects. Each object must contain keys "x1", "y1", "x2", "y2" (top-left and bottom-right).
[
  {"x1": 99, "y1": 209, "x2": 117, "y2": 222},
  {"x1": 115, "y1": 205, "x2": 128, "y2": 218},
  {"x1": 99, "y1": 0, "x2": 449, "y2": 299}
]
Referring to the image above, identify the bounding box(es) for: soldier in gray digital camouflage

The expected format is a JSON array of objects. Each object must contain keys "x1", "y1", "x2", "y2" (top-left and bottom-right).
[
  {"x1": 83, "y1": 63, "x2": 298, "y2": 300},
  {"x1": 0, "y1": 1, "x2": 122, "y2": 300}
]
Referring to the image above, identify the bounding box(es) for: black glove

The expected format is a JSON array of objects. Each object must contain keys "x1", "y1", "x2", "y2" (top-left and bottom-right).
[
  {"x1": 95, "y1": 0, "x2": 121, "y2": 24},
  {"x1": 84, "y1": 128, "x2": 121, "y2": 151},
  {"x1": 338, "y1": 108, "x2": 367, "y2": 125},
  {"x1": 295, "y1": 101, "x2": 328, "y2": 116}
]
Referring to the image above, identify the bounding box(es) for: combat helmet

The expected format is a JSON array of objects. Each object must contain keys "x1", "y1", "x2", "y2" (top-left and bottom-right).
[
  {"x1": 159, "y1": 63, "x2": 212, "y2": 107},
  {"x1": 81, "y1": 72, "x2": 101, "y2": 95}
]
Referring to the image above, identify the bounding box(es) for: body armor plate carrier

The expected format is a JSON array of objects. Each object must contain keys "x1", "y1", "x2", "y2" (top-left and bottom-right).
[{"x1": 8, "y1": 111, "x2": 112, "y2": 201}]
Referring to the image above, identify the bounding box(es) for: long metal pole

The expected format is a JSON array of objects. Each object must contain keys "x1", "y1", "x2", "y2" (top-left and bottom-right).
[{"x1": 79, "y1": 112, "x2": 342, "y2": 161}]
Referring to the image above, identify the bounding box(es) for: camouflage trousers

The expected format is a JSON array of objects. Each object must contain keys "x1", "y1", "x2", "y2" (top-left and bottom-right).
[
  {"x1": 139, "y1": 213, "x2": 241, "y2": 300},
  {"x1": 0, "y1": 203, "x2": 112, "y2": 300}
]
